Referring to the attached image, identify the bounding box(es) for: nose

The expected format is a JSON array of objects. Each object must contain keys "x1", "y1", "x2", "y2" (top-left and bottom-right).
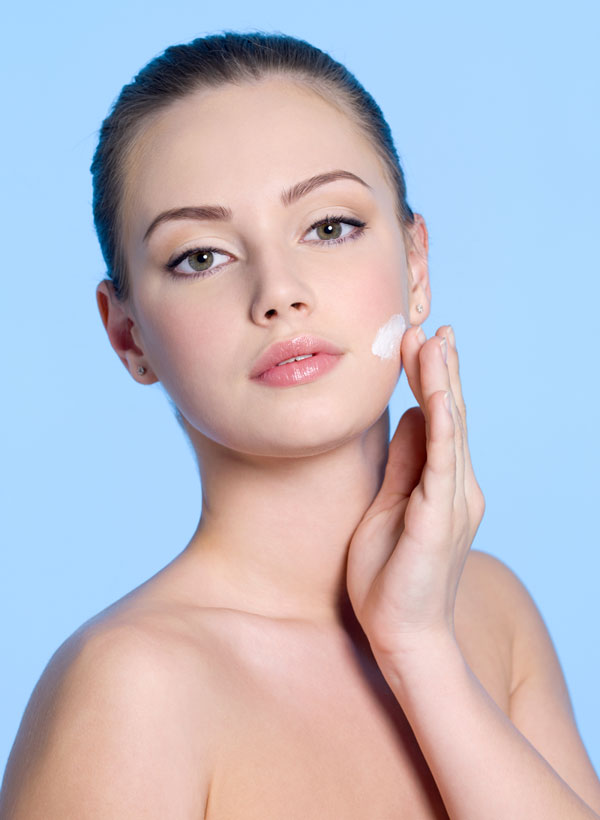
[{"x1": 249, "y1": 252, "x2": 315, "y2": 326}]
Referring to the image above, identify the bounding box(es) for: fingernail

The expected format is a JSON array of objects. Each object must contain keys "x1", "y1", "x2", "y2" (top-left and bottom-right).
[
  {"x1": 440, "y1": 336, "x2": 448, "y2": 364},
  {"x1": 415, "y1": 326, "x2": 426, "y2": 343},
  {"x1": 444, "y1": 391, "x2": 452, "y2": 414},
  {"x1": 447, "y1": 325, "x2": 455, "y2": 348}
]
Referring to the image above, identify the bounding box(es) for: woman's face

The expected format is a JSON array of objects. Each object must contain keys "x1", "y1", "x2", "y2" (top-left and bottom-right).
[{"x1": 120, "y1": 78, "x2": 426, "y2": 457}]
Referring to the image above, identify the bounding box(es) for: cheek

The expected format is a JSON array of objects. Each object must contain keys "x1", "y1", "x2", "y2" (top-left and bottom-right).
[
  {"x1": 371, "y1": 313, "x2": 407, "y2": 360},
  {"x1": 136, "y1": 296, "x2": 229, "y2": 399},
  {"x1": 350, "y1": 257, "x2": 409, "y2": 350},
  {"x1": 348, "y1": 255, "x2": 409, "y2": 388}
]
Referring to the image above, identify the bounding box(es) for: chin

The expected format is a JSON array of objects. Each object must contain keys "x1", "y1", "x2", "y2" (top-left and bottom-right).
[
  {"x1": 175, "y1": 357, "x2": 398, "y2": 458},
  {"x1": 186, "y1": 390, "x2": 392, "y2": 460}
]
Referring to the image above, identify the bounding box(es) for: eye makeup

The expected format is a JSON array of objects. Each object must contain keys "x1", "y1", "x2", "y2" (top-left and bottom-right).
[
  {"x1": 166, "y1": 245, "x2": 231, "y2": 279},
  {"x1": 302, "y1": 214, "x2": 367, "y2": 247},
  {"x1": 163, "y1": 214, "x2": 368, "y2": 279}
]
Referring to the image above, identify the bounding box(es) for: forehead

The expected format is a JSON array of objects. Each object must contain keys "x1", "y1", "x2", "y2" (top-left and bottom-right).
[{"x1": 124, "y1": 78, "x2": 395, "y2": 239}]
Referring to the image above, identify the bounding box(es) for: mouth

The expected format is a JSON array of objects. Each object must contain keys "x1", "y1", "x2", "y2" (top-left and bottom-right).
[
  {"x1": 250, "y1": 335, "x2": 344, "y2": 381},
  {"x1": 253, "y1": 351, "x2": 342, "y2": 387},
  {"x1": 275, "y1": 353, "x2": 315, "y2": 366}
]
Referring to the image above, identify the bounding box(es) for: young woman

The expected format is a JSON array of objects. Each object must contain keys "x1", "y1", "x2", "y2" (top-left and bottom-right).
[{"x1": 1, "y1": 32, "x2": 599, "y2": 819}]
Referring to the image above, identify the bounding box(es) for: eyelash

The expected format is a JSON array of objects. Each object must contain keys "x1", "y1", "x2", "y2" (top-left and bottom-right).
[{"x1": 164, "y1": 214, "x2": 368, "y2": 280}]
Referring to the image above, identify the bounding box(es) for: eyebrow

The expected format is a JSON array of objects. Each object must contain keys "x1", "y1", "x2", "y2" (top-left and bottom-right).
[{"x1": 142, "y1": 169, "x2": 371, "y2": 242}]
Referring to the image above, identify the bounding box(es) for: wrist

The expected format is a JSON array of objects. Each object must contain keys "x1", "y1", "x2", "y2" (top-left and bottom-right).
[{"x1": 371, "y1": 629, "x2": 466, "y2": 693}]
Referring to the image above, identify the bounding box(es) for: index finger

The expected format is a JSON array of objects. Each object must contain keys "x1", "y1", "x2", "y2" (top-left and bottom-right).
[{"x1": 400, "y1": 324, "x2": 428, "y2": 411}]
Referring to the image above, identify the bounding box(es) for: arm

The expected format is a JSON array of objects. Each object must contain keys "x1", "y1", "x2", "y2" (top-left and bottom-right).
[
  {"x1": 0, "y1": 622, "x2": 213, "y2": 819},
  {"x1": 377, "y1": 556, "x2": 600, "y2": 819},
  {"x1": 346, "y1": 323, "x2": 600, "y2": 819}
]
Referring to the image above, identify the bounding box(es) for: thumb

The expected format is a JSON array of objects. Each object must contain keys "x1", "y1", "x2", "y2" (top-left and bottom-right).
[{"x1": 376, "y1": 406, "x2": 427, "y2": 509}]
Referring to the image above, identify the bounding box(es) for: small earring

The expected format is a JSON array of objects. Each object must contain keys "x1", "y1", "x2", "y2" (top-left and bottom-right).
[
  {"x1": 137, "y1": 366, "x2": 147, "y2": 376},
  {"x1": 416, "y1": 303, "x2": 424, "y2": 314}
]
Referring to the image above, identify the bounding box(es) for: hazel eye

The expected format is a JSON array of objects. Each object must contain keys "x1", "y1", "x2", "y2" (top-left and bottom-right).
[
  {"x1": 315, "y1": 221, "x2": 344, "y2": 240},
  {"x1": 168, "y1": 247, "x2": 231, "y2": 277},
  {"x1": 186, "y1": 250, "x2": 217, "y2": 272},
  {"x1": 303, "y1": 215, "x2": 366, "y2": 245}
]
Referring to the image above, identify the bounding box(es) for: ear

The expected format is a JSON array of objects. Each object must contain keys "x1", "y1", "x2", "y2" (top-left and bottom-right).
[
  {"x1": 405, "y1": 214, "x2": 431, "y2": 326},
  {"x1": 96, "y1": 280, "x2": 157, "y2": 384}
]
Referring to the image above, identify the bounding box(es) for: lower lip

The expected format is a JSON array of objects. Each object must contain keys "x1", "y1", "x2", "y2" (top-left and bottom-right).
[{"x1": 252, "y1": 353, "x2": 342, "y2": 387}]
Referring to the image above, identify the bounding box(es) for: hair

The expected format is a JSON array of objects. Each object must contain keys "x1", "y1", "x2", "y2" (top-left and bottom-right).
[{"x1": 91, "y1": 31, "x2": 415, "y2": 301}]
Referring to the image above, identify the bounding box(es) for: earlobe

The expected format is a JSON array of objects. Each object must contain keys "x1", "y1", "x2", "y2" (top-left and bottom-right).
[
  {"x1": 405, "y1": 214, "x2": 431, "y2": 325},
  {"x1": 95, "y1": 280, "x2": 157, "y2": 384}
]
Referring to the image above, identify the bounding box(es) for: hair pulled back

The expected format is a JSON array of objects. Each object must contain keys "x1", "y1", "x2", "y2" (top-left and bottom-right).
[{"x1": 91, "y1": 31, "x2": 415, "y2": 300}]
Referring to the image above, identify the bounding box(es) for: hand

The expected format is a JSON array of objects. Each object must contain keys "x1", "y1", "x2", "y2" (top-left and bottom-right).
[{"x1": 346, "y1": 324, "x2": 485, "y2": 658}]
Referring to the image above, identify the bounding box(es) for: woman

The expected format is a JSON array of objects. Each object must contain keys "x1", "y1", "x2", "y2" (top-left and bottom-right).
[{"x1": 1, "y1": 31, "x2": 599, "y2": 819}]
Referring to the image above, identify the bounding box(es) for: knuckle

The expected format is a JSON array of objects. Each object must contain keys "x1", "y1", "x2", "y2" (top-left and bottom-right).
[
  {"x1": 427, "y1": 389, "x2": 445, "y2": 415},
  {"x1": 472, "y1": 485, "x2": 486, "y2": 521}
]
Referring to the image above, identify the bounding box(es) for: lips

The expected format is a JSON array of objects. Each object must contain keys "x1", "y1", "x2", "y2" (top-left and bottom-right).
[{"x1": 250, "y1": 335, "x2": 344, "y2": 379}]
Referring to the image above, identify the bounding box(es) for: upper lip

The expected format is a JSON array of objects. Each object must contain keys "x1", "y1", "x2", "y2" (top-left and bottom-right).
[{"x1": 250, "y1": 335, "x2": 344, "y2": 378}]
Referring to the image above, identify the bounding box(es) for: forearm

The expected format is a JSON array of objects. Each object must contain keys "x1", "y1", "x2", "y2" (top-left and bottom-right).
[{"x1": 375, "y1": 635, "x2": 599, "y2": 820}]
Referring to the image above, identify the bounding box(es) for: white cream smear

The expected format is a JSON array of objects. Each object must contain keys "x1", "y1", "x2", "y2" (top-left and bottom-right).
[{"x1": 371, "y1": 313, "x2": 407, "y2": 359}]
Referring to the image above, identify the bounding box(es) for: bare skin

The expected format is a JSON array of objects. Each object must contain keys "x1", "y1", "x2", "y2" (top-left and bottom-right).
[
  {"x1": 2, "y1": 78, "x2": 599, "y2": 818},
  {"x1": 2, "y1": 548, "x2": 597, "y2": 818}
]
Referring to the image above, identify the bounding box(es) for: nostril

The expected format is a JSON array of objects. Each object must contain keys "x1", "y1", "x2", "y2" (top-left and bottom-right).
[{"x1": 265, "y1": 308, "x2": 277, "y2": 318}]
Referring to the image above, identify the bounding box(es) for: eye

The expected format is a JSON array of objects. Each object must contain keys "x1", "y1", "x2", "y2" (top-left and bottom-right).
[
  {"x1": 303, "y1": 214, "x2": 367, "y2": 245},
  {"x1": 166, "y1": 246, "x2": 232, "y2": 278}
]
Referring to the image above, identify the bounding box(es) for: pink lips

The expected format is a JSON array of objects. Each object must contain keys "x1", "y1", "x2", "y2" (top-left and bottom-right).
[{"x1": 250, "y1": 335, "x2": 344, "y2": 387}]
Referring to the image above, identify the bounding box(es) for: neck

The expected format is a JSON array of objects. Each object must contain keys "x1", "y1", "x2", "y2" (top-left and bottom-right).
[{"x1": 183, "y1": 409, "x2": 390, "y2": 626}]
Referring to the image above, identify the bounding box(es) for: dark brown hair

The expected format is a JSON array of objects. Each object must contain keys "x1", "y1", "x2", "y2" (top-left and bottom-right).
[{"x1": 91, "y1": 31, "x2": 415, "y2": 300}]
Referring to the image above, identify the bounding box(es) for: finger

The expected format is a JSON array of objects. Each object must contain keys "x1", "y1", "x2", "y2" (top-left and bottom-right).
[
  {"x1": 420, "y1": 388, "x2": 456, "y2": 509},
  {"x1": 445, "y1": 385, "x2": 466, "y2": 505},
  {"x1": 400, "y1": 324, "x2": 427, "y2": 412},
  {"x1": 417, "y1": 333, "x2": 463, "y2": 507},
  {"x1": 436, "y1": 325, "x2": 467, "y2": 434},
  {"x1": 432, "y1": 328, "x2": 465, "y2": 492},
  {"x1": 404, "y1": 328, "x2": 462, "y2": 507},
  {"x1": 418, "y1": 331, "x2": 453, "y2": 429},
  {"x1": 434, "y1": 326, "x2": 475, "y2": 497},
  {"x1": 382, "y1": 406, "x2": 427, "y2": 501}
]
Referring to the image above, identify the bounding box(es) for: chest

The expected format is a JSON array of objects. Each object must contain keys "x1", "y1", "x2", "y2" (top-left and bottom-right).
[
  {"x1": 205, "y1": 654, "x2": 452, "y2": 819},
  {"x1": 202, "y1": 613, "x2": 510, "y2": 819}
]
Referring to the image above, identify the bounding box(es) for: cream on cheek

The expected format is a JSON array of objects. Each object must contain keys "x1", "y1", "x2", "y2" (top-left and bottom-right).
[{"x1": 371, "y1": 313, "x2": 407, "y2": 360}]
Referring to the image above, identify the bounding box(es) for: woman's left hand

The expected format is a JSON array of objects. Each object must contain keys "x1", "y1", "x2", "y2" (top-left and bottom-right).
[{"x1": 346, "y1": 324, "x2": 485, "y2": 659}]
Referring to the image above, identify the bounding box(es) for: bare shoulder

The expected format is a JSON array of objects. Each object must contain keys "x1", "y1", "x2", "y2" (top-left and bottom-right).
[
  {"x1": 455, "y1": 548, "x2": 557, "y2": 648},
  {"x1": 455, "y1": 548, "x2": 574, "y2": 701},
  {"x1": 458, "y1": 547, "x2": 526, "y2": 607},
  {"x1": 0, "y1": 606, "x2": 224, "y2": 819},
  {"x1": 453, "y1": 549, "x2": 522, "y2": 709},
  {"x1": 457, "y1": 548, "x2": 578, "y2": 696},
  {"x1": 456, "y1": 549, "x2": 600, "y2": 810}
]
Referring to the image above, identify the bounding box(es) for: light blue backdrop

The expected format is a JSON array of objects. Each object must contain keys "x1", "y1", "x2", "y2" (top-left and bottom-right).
[{"x1": 2, "y1": 0, "x2": 599, "y2": 779}]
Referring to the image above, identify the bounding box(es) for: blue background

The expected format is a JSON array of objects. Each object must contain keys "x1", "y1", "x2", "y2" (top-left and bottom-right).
[{"x1": 2, "y1": 0, "x2": 599, "y2": 778}]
